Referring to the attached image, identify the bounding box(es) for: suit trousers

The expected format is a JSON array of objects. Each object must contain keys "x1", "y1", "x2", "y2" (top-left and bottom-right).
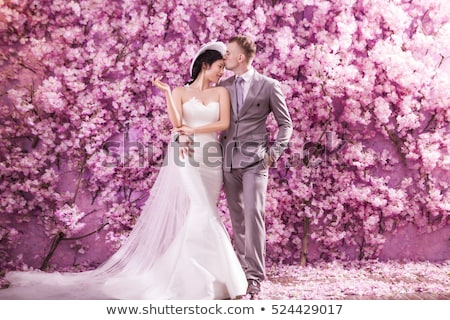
[{"x1": 223, "y1": 160, "x2": 269, "y2": 281}]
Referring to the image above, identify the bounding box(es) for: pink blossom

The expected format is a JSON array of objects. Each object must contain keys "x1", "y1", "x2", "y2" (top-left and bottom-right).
[
  {"x1": 373, "y1": 97, "x2": 391, "y2": 124},
  {"x1": 54, "y1": 204, "x2": 87, "y2": 235},
  {"x1": 0, "y1": 0, "x2": 449, "y2": 275}
]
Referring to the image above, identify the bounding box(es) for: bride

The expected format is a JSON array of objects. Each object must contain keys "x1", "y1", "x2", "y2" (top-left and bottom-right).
[{"x1": 0, "y1": 41, "x2": 248, "y2": 300}]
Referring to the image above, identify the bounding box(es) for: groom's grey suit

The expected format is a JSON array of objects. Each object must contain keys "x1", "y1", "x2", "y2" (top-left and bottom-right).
[{"x1": 219, "y1": 70, "x2": 292, "y2": 281}]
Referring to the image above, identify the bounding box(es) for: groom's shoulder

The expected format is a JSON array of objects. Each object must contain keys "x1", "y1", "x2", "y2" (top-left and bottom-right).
[
  {"x1": 254, "y1": 70, "x2": 277, "y2": 84},
  {"x1": 252, "y1": 71, "x2": 282, "y2": 91},
  {"x1": 218, "y1": 75, "x2": 235, "y2": 87}
]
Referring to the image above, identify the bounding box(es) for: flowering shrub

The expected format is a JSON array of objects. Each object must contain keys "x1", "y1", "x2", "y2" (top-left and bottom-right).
[{"x1": 0, "y1": 0, "x2": 449, "y2": 275}]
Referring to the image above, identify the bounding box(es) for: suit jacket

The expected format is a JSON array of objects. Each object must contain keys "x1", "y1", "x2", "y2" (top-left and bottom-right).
[{"x1": 219, "y1": 70, "x2": 293, "y2": 171}]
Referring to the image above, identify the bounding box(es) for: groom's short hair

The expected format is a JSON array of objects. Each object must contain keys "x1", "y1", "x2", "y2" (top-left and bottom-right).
[{"x1": 229, "y1": 35, "x2": 256, "y2": 63}]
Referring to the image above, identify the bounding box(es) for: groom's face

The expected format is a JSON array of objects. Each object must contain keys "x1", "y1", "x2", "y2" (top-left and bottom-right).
[{"x1": 224, "y1": 42, "x2": 244, "y2": 71}]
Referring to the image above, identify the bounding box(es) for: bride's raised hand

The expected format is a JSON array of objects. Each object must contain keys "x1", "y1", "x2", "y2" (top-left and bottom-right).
[{"x1": 152, "y1": 76, "x2": 171, "y2": 93}]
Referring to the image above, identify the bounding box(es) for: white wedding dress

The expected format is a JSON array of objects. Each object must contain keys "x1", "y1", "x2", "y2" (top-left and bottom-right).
[{"x1": 0, "y1": 97, "x2": 247, "y2": 300}]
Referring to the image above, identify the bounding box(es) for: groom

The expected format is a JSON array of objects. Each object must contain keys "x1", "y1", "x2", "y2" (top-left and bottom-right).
[{"x1": 219, "y1": 35, "x2": 293, "y2": 297}]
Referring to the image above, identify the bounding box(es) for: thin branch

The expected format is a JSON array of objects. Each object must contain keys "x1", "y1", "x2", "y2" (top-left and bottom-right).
[
  {"x1": 63, "y1": 223, "x2": 109, "y2": 241},
  {"x1": 422, "y1": 114, "x2": 436, "y2": 133},
  {"x1": 73, "y1": 152, "x2": 88, "y2": 204}
]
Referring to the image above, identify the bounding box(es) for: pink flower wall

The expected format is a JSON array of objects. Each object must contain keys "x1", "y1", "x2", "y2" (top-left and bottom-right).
[{"x1": 0, "y1": 0, "x2": 449, "y2": 275}]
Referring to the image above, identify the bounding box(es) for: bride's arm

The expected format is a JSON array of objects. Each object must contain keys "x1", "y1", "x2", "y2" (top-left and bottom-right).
[
  {"x1": 177, "y1": 87, "x2": 230, "y2": 134},
  {"x1": 152, "y1": 77, "x2": 183, "y2": 128}
]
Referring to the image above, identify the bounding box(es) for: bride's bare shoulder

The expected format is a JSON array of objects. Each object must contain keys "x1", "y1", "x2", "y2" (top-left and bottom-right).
[
  {"x1": 210, "y1": 86, "x2": 228, "y2": 95},
  {"x1": 172, "y1": 86, "x2": 191, "y2": 100},
  {"x1": 173, "y1": 86, "x2": 188, "y2": 94}
]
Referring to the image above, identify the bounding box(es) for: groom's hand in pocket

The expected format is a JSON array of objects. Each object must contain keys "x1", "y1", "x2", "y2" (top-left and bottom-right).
[{"x1": 263, "y1": 152, "x2": 274, "y2": 169}]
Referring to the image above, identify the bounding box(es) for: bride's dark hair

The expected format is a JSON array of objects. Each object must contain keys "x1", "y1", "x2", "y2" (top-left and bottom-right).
[{"x1": 186, "y1": 49, "x2": 223, "y2": 86}]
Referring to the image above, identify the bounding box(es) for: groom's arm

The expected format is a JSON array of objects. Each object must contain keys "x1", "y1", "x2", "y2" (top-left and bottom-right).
[{"x1": 268, "y1": 80, "x2": 293, "y2": 162}]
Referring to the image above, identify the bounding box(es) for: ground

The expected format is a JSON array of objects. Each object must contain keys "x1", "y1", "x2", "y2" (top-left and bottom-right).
[{"x1": 248, "y1": 260, "x2": 450, "y2": 300}]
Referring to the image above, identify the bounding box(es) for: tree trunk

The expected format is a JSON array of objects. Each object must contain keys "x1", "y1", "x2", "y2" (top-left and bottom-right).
[
  {"x1": 40, "y1": 231, "x2": 64, "y2": 270},
  {"x1": 300, "y1": 217, "x2": 310, "y2": 266}
]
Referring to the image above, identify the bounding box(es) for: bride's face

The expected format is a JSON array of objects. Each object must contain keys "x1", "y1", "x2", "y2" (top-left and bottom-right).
[{"x1": 205, "y1": 59, "x2": 225, "y2": 83}]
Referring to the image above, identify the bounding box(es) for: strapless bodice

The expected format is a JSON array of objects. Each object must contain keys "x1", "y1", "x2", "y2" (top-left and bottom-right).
[
  {"x1": 181, "y1": 97, "x2": 222, "y2": 165},
  {"x1": 182, "y1": 97, "x2": 220, "y2": 142}
]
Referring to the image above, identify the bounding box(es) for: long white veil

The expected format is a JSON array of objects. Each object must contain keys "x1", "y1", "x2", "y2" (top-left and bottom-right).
[{"x1": 0, "y1": 141, "x2": 196, "y2": 300}]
